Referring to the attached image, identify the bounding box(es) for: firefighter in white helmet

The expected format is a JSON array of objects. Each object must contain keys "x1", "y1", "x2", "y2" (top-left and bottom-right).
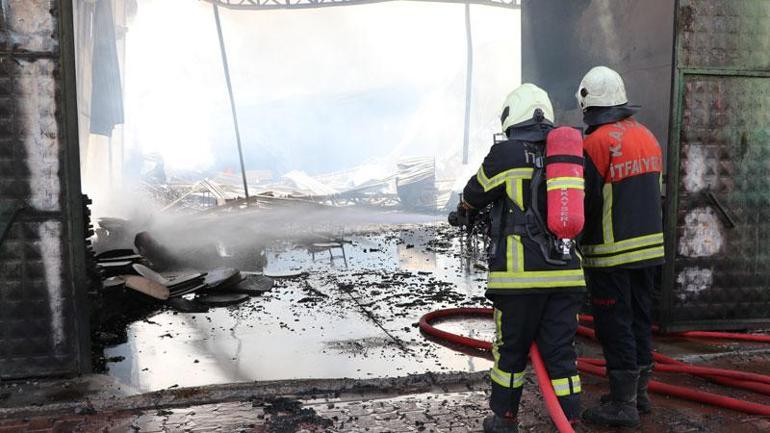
[
  {"x1": 578, "y1": 66, "x2": 664, "y2": 428},
  {"x1": 457, "y1": 83, "x2": 585, "y2": 433}
]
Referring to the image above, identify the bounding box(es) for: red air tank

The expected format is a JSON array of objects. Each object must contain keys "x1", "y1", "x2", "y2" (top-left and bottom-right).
[{"x1": 545, "y1": 127, "x2": 585, "y2": 256}]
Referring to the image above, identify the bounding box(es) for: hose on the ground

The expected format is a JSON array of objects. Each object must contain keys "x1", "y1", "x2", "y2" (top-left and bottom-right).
[
  {"x1": 575, "y1": 359, "x2": 770, "y2": 417},
  {"x1": 579, "y1": 314, "x2": 770, "y2": 343},
  {"x1": 672, "y1": 330, "x2": 770, "y2": 343},
  {"x1": 530, "y1": 344, "x2": 576, "y2": 433},
  {"x1": 578, "y1": 315, "x2": 770, "y2": 395},
  {"x1": 419, "y1": 308, "x2": 770, "y2": 433},
  {"x1": 419, "y1": 309, "x2": 575, "y2": 433}
]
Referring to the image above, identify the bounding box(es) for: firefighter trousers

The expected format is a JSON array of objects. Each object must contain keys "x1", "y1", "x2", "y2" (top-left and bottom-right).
[
  {"x1": 586, "y1": 267, "x2": 657, "y2": 371},
  {"x1": 488, "y1": 293, "x2": 583, "y2": 420}
]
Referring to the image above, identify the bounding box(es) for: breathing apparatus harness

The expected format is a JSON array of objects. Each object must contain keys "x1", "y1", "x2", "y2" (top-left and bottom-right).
[{"x1": 489, "y1": 110, "x2": 584, "y2": 266}]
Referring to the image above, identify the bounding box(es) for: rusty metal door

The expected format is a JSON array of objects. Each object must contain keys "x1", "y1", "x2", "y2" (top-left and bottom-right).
[{"x1": 661, "y1": 0, "x2": 770, "y2": 331}]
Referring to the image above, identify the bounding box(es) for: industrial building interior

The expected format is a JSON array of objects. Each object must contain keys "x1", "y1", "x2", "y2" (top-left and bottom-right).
[
  {"x1": 0, "y1": 0, "x2": 769, "y2": 432},
  {"x1": 76, "y1": 0, "x2": 521, "y2": 390}
]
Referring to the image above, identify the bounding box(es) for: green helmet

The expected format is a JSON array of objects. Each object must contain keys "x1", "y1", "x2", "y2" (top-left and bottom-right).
[{"x1": 500, "y1": 83, "x2": 555, "y2": 132}]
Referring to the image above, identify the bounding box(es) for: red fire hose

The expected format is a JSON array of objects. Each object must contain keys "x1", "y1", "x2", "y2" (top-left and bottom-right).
[
  {"x1": 530, "y1": 344, "x2": 576, "y2": 433},
  {"x1": 419, "y1": 308, "x2": 770, "y2": 433},
  {"x1": 419, "y1": 309, "x2": 575, "y2": 433},
  {"x1": 670, "y1": 330, "x2": 770, "y2": 343},
  {"x1": 578, "y1": 314, "x2": 770, "y2": 395},
  {"x1": 579, "y1": 314, "x2": 770, "y2": 343},
  {"x1": 575, "y1": 359, "x2": 770, "y2": 417}
]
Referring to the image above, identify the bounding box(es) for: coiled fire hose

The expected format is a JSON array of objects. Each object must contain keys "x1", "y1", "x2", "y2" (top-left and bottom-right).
[{"x1": 419, "y1": 308, "x2": 770, "y2": 433}]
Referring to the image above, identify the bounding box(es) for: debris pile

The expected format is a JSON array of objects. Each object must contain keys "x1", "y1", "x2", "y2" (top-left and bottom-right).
[
  {"x1": 96, "y1": 246, "x2": 274, "y2": 312},
  {"x1": 90, "y1": 230, "x2": 276, "y2": 371},
  {"x1": 262, "y1": 397, "x2": 334, "y2": 433}
]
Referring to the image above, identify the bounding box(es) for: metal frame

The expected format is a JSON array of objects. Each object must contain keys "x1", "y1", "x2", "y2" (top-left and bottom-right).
[
  {"x1": 212, "y1": 3, "x2": 250, "y2": 199},
  {"x1": 656, "y1": 0, "x2": 681, "y2": 332},
  {"x1": 204, "y1": 0, "x2": 520, "y2": 10},
  {"x1": 461, "y1": 2, "x2": 473, "y2": 164},
  {"x1": 59, "y1": 0, "x2": 92, "y2": 373}
]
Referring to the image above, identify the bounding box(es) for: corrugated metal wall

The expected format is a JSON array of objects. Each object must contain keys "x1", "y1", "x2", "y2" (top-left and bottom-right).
[
  {"x1": 662, "y1": 0, "x2": 770, "y2": 331},
  {"x1": 0, "y1": 0, "x2": 90, "y2": 377}
]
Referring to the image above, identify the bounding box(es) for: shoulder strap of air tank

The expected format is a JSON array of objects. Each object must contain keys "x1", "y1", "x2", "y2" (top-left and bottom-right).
[
  {"x1": 523, "y1": 142, "x2": 569, "y2": 266},
  {"x1": 503, "y1": 142, "x2": 542, "y2": 236}
]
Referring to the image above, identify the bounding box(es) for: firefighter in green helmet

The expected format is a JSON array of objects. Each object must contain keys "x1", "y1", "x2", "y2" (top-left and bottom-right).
[{"x1": 456, "y1": 83, "x2": 585, "y2": 433}]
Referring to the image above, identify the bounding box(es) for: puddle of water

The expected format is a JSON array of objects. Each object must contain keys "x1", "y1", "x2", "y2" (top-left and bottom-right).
[{"x1": 105, "y1": 224, "x2": 494, "y2": 392}]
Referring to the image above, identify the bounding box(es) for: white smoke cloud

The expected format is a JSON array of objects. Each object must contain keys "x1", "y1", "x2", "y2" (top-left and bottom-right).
[{"x1": 123, "y1": 0, "x2": 521, "y2": 174}]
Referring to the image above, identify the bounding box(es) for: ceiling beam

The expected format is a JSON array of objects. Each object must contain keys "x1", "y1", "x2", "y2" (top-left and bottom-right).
[{"x1": 202, "y1": 0, "x2": 520, "y2": 11}]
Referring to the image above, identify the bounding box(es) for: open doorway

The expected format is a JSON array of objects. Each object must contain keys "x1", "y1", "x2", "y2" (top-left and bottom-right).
[{"x1": 73, "y1": 0, "x2": 521, "y2": 392}]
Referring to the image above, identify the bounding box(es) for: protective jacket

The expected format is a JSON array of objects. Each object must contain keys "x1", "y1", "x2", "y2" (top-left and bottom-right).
[
  {"x1": 463, "y1": 123, "x2": 586, "y2": 295},
  {"x1": 582, "y1": 115, "x2": 664, "y2": 268}
]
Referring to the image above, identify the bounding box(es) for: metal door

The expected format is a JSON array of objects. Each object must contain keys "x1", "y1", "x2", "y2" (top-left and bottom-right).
[{"x1": 661, "y1": 0, "x2": 770, "y2": 331}]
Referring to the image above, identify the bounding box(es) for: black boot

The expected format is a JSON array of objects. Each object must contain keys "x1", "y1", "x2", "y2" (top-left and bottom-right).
[
  {"x1": 482, "y1": 414, "x2": 519, "y2": 433},
  {"x1": 599, "y1": 363, "x2": 654, "y2": 414},
  {"x1": 583, "y1": 369, "x2": 641, "y2": 427},
  {"x1": 569, "y1": 420, "x2": 593, "y2": 433},
  {"x1": 636, "y1": 363, "x2": 653, "y2": 414}
]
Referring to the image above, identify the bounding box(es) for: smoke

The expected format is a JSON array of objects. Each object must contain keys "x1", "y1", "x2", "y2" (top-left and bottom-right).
[
  {"x1": 158, "y1": 205, "x2": 440, "y2": 246},
  {"x1": 121, "y1": 0, "x2": 521, "y2": 175},
  {"x1": 116, "y1": 202, "x2": 442, "y2": 270},
  {"x1": 81, "y1": 0, "x2": 522, "y2": 244}
]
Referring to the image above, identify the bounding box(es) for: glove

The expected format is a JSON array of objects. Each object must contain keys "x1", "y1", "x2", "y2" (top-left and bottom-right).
[
  {"x1": 462, "y1": 202, "x2": 479, "y2": 226},
  {"x1": 448, "y1": 199, "x2": 478, "y2": 228}
]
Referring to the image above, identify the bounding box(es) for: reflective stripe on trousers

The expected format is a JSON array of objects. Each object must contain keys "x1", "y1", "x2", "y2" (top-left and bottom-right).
[
  {"x1": 491, "y1": 308, "x2": 525, "y2": 388},
  {"x1": 551, "y1": 375, "x2": 582, "y2": 397}
]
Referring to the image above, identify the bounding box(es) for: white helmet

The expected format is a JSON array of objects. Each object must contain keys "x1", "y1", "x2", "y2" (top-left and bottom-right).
[
  {"x1": 575, "y1": 66, "x2": 628, "y2": 111},
  {"x1": 501, "y1": 83, "x2": 554, "y2": 133}
]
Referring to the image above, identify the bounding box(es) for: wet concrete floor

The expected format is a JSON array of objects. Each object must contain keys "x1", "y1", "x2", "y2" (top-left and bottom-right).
[
  {"x1": 103, "y1": 222, "x2": 770, "y2": 393},
  {"x1": 1, "y1": 223, "x2": 769, "y2": 431},
  {"x1": 105, "y1": 224, "x2": 495, "y2": 392},
  {"x1": 3, "y1": 376, "x2": 770, "y2": 433}
]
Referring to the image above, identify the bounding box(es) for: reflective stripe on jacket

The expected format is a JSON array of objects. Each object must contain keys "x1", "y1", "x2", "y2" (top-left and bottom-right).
[
  {"x1": 582, "y1": 117, "x2": 664, "y2": 268},
  {"x1": 463, "y1": 125, "x2": 586, "y2": 295}
]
